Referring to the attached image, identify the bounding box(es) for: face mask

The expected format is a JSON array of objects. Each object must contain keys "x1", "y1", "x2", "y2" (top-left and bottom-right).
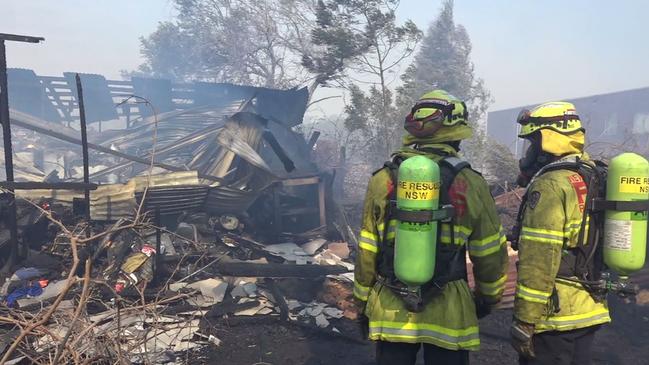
[{"x1": 516, "y1": 134, "x2": 553, "y2": 187}]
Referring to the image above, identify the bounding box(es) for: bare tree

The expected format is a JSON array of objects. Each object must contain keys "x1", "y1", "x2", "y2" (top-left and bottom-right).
[{"x1": 134, "y1": 0, "x2": 318, "y2": 89}]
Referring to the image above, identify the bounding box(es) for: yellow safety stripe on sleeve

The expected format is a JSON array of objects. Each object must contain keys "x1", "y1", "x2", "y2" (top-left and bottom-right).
[
  {"x1": 377, "y1": 220, "x2": 398, "y2": 241},
  {"x1": 564, "y1": 220, "x2": 582, "y2": 233},
  {"x1": 515, "y1": 283, "x2": 551, "y2": 304},
  {"x1": 353, "y1": 281, "x2": 370, "y2": 301},
  {"x1": 369, "y1": 320, "x2": 480, "y2": 349},
  {"x1": 520, "y1": 226, "x2": 565, "y2": 245},
  {"x1": 477, "y1": 274, "x2": 507, "y2": 296},
  {"x1": 361, "y1": 230, "x2": 378, "y2": 242},
  {"x1": 439, "y1": 225, "x2": 472, "y2": 245},
  {"x1": 359, "y1": 230, "x2": 379, "y2": 253},
  {"x1": 535, "y1": 308, "x2": 611, "y2": 332},
  {"x1": 469, "y1": 230, "x2": 506, "y2": 257}
]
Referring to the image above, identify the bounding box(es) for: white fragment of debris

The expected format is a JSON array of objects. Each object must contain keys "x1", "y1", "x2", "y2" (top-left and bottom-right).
[
  {"x1": 301, "y1": 238, "x2": 327, "y2": 255},
  {"x1": 137, "y1": 319, "x2": 201, "y2": 355},
  {"x1": 171, "y1": 278, "x2": 229, "y2": 308},
  {"x1": 195, "y1": 332, "x2": 222, "y2": 347},
  {"x1": 177, "y1": 310, "x2": 209, "y2": 317},
  {"x1": 315, "y1": 314, "x2": 330, "y2": 328},
  {"x1": 243, "y1": 282, "x2": 258, "y2": 297},
  {"x1": 313, "y1": 251, "x2": 354, "y2": 271},
  {"x1": 327, "y1": 272, "x2": 355, "y2": 283},
  {"x1": 222, "y1": 236, "x2": 239, "y2": 247},
  {"x1": 305, "y1": 303, "x2": 326, "y2": 317},
  {"x1": 263, "y1": 242, "x2": 313, "y2": 263},
  {"x1": 323, "y1": 307, "x2": 344, "y2": 319},
  {"x1": 332, "y1": 327, "x2": 341, "y2": 333},
  {"x1": 231, "y1": 281, "x2": 258, "y2": 298},
  {"x1": 286, "y1": 299, "x2": 302, "y2": 310},
  {"x1": 326, "y1": 241, "x2": 350, "y2": 259},
  {"x1": 34, "y1": 326, "x2": 68, "y2": 352},
  {"x1": 209, "y1": 334, "x2": 222, "y2": 346},
  {"x1": 4, "y1": 356, "x2": 26, "y2": 365},
  {"x1": 161, "y1": 233, "x2": 177, "y2": 255},
  {"x1": 256, "y1": 307, "x2": 274, "y2": 315}
]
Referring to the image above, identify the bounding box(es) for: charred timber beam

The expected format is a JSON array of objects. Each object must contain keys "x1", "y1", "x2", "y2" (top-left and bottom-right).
[
  {"x1": 0, "y1": 33, "x2": 44, "y2": 43},
  {"x1": 219, "y1": 316, "x2": 369, "y2": 345},
  {"x1": 0, "y1": 34, "x2": 44, "y2": 271},
  {"x1": 307, "y1": 131, "x2": 320, "y2": 149},
  {"x1": 0, "y1": 182, "x2": 97, "y2": 190},
  {"x1": 74, "y1": 74, "x2": 91, "y2": 220},
  {"x1": 262, "y1": 130, "x2": 295, "y2": 172},
  {"x1": 212, "y1": 262, "x2": 349, "y2": 277},
  {"x1": 266, "y1": 278, "x2": 289, "y2": 321}
]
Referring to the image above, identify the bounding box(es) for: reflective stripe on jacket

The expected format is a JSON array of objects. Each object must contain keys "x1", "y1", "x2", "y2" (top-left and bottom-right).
[{"x1": 353, "y1": 147, "x2": 508, "y2": 350}]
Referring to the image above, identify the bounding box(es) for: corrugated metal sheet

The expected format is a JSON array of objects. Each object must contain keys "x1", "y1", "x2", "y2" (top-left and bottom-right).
[
  {"x1": 90, "y1": 181, "x2": 136, "y2": 220},
  {"x1": 135, "y1": 185, "x2": 209, "y2": 216},
  {"x1": 131, "y1": 171, "x2": 200, "y2": 191},
  {"x1": 18, "y1": 180, "x2": 136, "y2": 221},
  {"x1": 16, "y1": 171, "x2": 203, "y2": 220},
  {"x1": 204, "y1": 186, "x2": 259, "y2": 214}
]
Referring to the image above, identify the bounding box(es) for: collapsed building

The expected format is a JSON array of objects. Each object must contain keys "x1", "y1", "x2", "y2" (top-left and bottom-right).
[
  {"x1": 1, "y1": 70, "x2": 351, "y2": 244},
  {"x1": 0, "y1": 70, "x2": 364, "y2": 364}
]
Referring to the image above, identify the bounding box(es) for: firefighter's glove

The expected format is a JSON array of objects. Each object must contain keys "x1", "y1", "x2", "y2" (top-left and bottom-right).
[
  {"x1": 510, "y1": 319, "x2": 535, "y2": 359},
  {"x1": 474, "y1": 294, "x2": 493, "y2": 319},
  {"x1": 357, "y1": 314, "x2": 369, "y2": 340}
]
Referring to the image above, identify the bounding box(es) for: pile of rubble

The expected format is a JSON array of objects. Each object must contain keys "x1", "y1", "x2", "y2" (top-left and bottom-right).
[{"x1": 0, "y1": 209, "x2": 357, "y2": 364}]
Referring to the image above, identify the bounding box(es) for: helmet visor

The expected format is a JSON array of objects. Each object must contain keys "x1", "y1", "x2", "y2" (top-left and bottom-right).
[{"x1": 516, "y1": 109, "x2": 531, "y2": 126}]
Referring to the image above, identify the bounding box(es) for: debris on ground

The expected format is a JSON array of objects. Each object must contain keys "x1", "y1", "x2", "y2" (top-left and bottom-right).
[{"x1": 0, "y1": 80, "x2": 364, "y2": 364}]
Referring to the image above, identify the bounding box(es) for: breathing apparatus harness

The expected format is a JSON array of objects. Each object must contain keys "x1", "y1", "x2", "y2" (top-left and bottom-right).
[
  {"x1": 376, "y1": 147, "x2": 471, "y2": 312},
  {"x1": 510, "y1": 156, "x2": 642, "y2": 307}
]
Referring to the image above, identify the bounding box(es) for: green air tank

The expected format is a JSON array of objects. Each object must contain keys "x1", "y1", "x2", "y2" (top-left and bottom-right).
[
  {"x1": 394, "y1": 155, "x2": 440, "y2": 286},
  {"x1": 603, "y1": 153, "x2": 649, "y2": 277}
]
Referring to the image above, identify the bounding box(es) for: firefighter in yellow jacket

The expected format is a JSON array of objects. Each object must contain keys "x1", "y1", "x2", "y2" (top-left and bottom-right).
[
  {"x1": 353, "y1": 90, "x2": 509, "y2": 365},
  {"x1": 511, "y1": 102, "x2": 610, "y2": 365}
]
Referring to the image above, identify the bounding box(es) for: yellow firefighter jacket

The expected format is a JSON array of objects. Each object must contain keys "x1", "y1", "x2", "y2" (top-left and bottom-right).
[
  {"x1": 353, "y1": 145, "x2": 509, "y2": 351},
  {"x1": 514, "y1": 154, "x2": 611, "y2": 333}
]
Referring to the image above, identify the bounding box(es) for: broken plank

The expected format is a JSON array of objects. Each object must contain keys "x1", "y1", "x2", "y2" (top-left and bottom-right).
[{"x1": 213, "y1": 262, "x2": 349, "y2": 278}]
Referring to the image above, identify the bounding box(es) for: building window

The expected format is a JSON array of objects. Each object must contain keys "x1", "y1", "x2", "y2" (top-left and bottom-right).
[
  {"x1": 602, "y1": 114, "x2": 618, "y2": 136},
  {"x1": 632, "y1": 113, "x2": 649, "y2": 135}
]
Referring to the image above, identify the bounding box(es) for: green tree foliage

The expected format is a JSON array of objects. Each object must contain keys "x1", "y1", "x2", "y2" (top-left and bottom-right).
[
  {"x1": 307, "y1": 0, "x2": 421, "y2": 163},
  {"x1": 397, "y1": 0, "x2": 490, "y2": 122},
  {"x1": 305, "y1": 0, "x2": 421, "y2": 88},
  {"x1": 394, "y1": 0, "x2": 518, "y2": 185}
]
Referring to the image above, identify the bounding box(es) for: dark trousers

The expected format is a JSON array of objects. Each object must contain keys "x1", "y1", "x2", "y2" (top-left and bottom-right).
[
  {"x1": 519, "y1": 326, "x2": 600, "y2": 365},
  {"x1": 376, "y1": 341, "x2": 470, "y2": 365}
]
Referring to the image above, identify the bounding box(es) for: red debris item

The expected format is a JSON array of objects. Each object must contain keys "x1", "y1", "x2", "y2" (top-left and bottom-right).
[
  {"x1": 114, "y1": 282, "x2": 125, "y2": 294},
  {"x1": 140, "y1": 245, "x2": 156, "y2": 257},
  {"x1": 38, "y1": 279, "x2": 49, "y2": 288}
]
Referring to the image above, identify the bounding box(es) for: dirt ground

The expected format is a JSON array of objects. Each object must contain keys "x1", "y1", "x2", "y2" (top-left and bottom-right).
[{"x1": 181, "y1": 294, "x2": 649, "y2": 365}]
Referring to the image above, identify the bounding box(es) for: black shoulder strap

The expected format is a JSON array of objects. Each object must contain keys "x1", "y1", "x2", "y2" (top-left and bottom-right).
[{"x1": 438, "y1": 157, "x2": 471, "y2": 206}]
